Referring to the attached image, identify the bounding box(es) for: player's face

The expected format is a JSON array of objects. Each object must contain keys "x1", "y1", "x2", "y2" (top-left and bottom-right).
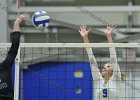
[{"x1": 102, "y1": 63, "x2": 113, "y2": 78}]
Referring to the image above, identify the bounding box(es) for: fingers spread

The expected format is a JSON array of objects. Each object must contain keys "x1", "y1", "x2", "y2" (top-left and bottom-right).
[{"x1": 87, "y1": 28, "x2": 91, "y2": 33}]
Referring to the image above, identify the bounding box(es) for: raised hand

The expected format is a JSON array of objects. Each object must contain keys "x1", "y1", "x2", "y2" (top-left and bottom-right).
[
  {"x1": 79, "y1": 25, "x2": 91, "y2": 38},
  {"x1": 103, "y1": 24, "x2": 116, "y2": 37},
  {"x1": 13, "y1": 13, "x2": 29, "y2": 32},
  {"x1": 15, "y1": 13, "x2": 29, "y2": 24}
]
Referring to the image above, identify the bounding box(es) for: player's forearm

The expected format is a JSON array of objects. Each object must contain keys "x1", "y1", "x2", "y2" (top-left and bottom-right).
[
  {"x1": 106, "y1": 35, "x2": 113, "y2": 43},
  {"x1": 86, "y1": 48, "x2": 98, "y2": 66},
  {"x1": 2, "y1": 32, "x2": 20, "y2": 67},
  {"x1": 13, "y1": 21, "x2": 20, "y2": 32},
  {"x1": 106, "y1": 34, "x2": 120, "y2": 76},
  {"x1": 9, "y1": 32, "x2": 20, "y2": 57},
  {"x1": 83, "y1": 38, "x2": 98, "y2": 68},
  {"x1": 83, "y1": 36, "x2": 94, "y2": 60},
  {"x1": 3, "y1": 20, "x2": 21, "y2": 66},
  {"x1": 83, "y1": 35, "x2": 89, "y2": 43},
  {"x1": 107, "y1": 36, "x2": 118, "y2": 63},
  {"x1": 105, "y1": 33, "x2": 118, "y2": 62},
  {"x1": 106, "y1": 35, "x2": 116, "y2": 56}
]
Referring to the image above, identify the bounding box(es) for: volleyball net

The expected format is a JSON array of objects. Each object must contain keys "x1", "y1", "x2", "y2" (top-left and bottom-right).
[{"x1": 0, "y1": 43, "x2": 140, "y2": 100}]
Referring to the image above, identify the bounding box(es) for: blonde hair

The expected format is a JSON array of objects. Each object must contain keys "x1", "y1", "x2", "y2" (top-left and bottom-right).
[
  {"x1": 121, "y1": 73, "x2": 125, "y2": 81},
  {"x1": 103, "y1": 63, "x2": 126, "y2": 81}
]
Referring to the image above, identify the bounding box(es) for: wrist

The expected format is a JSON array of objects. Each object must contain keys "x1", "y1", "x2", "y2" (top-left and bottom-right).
[
  {"x1": 14, "y1": 20, "x2": 20, "y2": 24},
  {"x1": 15, "y1": 18, "x2": 23, "y2": 24},
  {"x1": 82, "y1": 35, "x2": 88, "y2": 38},
  {"x1": 13, "y1": 22, "x2": 20, "y2": 32},
  {"x1": 106, "y1": 34, "x2": 112, "y2": 38},
  {"x1": 107, "y1": 36, "x2": 113, "y2": 43},
  {"x1": 83, "y1": 36, "x2": 89, "y2": 43}
]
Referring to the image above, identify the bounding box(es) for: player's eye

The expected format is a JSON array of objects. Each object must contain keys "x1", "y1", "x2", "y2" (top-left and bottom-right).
[{"x1": 107, "y1": 66, "x2": 110, "y2": 68}]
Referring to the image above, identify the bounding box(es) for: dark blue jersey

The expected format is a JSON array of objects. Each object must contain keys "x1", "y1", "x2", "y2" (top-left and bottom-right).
[{"x1": 0, "y1": 32, "x2": 20, "y2": 100}]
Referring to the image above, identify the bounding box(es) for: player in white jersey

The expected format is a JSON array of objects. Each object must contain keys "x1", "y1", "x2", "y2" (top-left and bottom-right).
[{"x1": 79, "y1": 24, "x2": 125, "y2": 100}]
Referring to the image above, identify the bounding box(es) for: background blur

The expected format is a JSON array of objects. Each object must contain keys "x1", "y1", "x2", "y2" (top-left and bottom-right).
[{"x1": 2, "y1": 0, "x2": 140, "y2": 43}]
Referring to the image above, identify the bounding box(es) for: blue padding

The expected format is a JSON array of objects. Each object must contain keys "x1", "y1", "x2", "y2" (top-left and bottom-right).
[
  {"x1": 23, "y1": 62, "x2": 93, "y2": 100},
  {"x1": 12, "y1": 64, "x2": 15, "y2": 89}
]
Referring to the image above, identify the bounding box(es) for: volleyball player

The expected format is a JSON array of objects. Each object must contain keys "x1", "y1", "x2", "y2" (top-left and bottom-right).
[
  {"x1": 0, "y1": 13, "x2": 28, "y2": 100},
  {"x1": 79, "y1": 24, "x2": 124, "y2": 100}
]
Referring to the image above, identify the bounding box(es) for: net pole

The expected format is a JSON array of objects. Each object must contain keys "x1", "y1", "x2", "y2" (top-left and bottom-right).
[
  {"x1": 17, "y1": 0, "x2": 20, "y2": 16},
  {"x1": 14, "y1": 48, "x2": 20, "y2": 100}
]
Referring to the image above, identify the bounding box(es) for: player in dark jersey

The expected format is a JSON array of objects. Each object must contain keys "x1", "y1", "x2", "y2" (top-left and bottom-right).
[{"x1": 0, "y1": 13, "x2": 28, "y2": 100}]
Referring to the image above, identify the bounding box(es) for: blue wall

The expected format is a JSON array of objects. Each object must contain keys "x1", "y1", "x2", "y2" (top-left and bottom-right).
[{"x1": 23, "y1": 62, "x2": 92, "y2": 100}]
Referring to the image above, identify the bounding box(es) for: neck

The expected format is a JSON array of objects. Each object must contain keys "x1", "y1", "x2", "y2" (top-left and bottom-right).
[
  {"x1": 103, "y1": 76, "x2": 110, "y2": 84},
  {"x1": 104, "y1": 78, "x2": 109, "y2": 84}
]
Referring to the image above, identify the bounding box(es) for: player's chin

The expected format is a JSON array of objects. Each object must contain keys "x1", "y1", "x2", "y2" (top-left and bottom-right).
[
  {"x1": 102, "y1": 71, "x2": 106, "y2": 76},
  {"x1": 102, "y1": 70, "x2": 108, "y2": 76}
]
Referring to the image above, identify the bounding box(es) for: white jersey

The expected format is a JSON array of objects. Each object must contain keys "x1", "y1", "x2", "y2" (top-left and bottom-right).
[{"x1": 86, "y1": 47, "x2": 124, "y2": 100}]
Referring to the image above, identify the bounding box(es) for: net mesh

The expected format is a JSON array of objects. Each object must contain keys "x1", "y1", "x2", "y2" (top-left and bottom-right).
[{"x1": 1, "y1": 43, "x2": 140, "y2": 100}]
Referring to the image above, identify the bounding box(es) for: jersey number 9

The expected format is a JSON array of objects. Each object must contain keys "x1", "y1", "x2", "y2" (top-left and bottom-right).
[{"x1": 103, "y1": 89, "x2": 107, "y2": 97}]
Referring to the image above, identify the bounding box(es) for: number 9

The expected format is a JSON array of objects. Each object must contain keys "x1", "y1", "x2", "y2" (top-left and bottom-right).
[{"x1": 103, "y1": 89, "x2": 107, "y2": 97}]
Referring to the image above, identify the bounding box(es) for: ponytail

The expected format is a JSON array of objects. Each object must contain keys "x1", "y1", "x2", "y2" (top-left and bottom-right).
[{"x1": 121, "y1": 73, "x2": 125, "y2": 81}]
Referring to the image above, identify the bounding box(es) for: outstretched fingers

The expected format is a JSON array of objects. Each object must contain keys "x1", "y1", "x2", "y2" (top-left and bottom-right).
[
  {"x1": 79, "y1": 24, "x2": 90, "y2": 32},
  {"x1": 87, "y1": 28, "x2": 91, "y2": 33}
]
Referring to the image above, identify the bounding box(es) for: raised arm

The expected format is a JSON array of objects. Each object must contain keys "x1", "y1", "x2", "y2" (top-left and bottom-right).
[
  {"x1": 102, "y1": 24, "x2": 121, "y2": 78},
  {"x1": 2, "y1": 13, "x2": 28, "y2": 67},
  {"x1": 79, "y1": 25, "x2": 100, "y2": 79}
]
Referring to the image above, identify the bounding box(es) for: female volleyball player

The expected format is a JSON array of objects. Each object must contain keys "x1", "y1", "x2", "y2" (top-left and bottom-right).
[
  {"x1": 79, "y1": 25, "x2": 124, "y2": 100},
  {"x1": 0, "y1": 13, "x2": 28, "y2": 100}
]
